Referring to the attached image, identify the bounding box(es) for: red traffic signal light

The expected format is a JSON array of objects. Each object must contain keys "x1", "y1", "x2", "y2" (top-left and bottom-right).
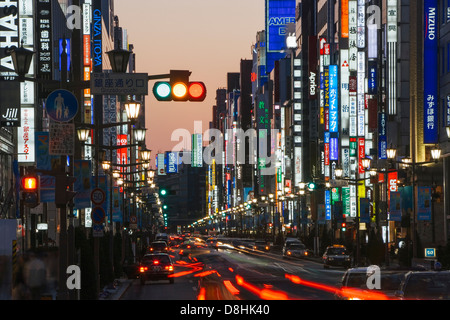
[
  {"x1": 21, "y1": 175, "x2": 40, "y2": 208},
  {"x1": 188, "y1": 82, "x2": 207, "y2": 101},
  {"x1": 22, "y1": 176, "x2": 38, "y2": 190}
]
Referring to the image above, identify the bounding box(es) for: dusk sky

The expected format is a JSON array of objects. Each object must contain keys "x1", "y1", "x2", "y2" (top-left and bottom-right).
[{"x1": 114, "y1": 0, "x2": 265, "y2": 165}]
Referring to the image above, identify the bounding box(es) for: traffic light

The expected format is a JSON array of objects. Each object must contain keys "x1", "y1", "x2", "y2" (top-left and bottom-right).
[
  {"x1": 307, "y1": 182, "x2": 316, "y2": 191},
  {"x1": 55, "y1": 175, "x2": 77, "y2": 206},
  {"x1": 160, "y1": 188, "x2": 168, "y2": 197},
  {"x1": 153, "y1": 70, "x2": 207, "y2": 102},
  {"x1": 163, "y1": 204, "x2": 168, "y2": 210},
  {"x1": 21, "y1": 175, "x2": 40, "y2": 208},
  {"x1": 341, "y1": 222, "x2": 347, "y2": 232}
]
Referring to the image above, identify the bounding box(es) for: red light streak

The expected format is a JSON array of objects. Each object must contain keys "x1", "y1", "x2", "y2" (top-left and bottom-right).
[
  {"x1": 197, "y1": 287, "x2": 206, "y2": 300},
  {"x1": 235, "y1": 275, "x2": 291, "y2": 300},
  {"x1": 223, "y1": 280, "x2": 240, "y2": 295},
  {"x1": 284, "y1": 273, "x2": 390, "y2": 300}
]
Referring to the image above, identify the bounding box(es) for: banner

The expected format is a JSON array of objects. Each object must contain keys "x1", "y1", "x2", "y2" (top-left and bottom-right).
[
  {"x1": 417, "y1": 187, "x2": 432, "y2": 221},
  {"x1": 74, "y1": 160, "x2": 92, "y2": 209},
  {"x1": 389, "y1": 191, "x2": 402, "y2": 221},
  {"x1": 360, "y1": 198, "x2": 370, "y2": 223}
]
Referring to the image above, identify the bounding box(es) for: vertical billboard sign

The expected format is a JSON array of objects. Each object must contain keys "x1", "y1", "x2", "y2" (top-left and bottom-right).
[
  {"x1": 423, "y1": 0, "x2": 438, "y2": 144},
  {"x1": 36, "y1": 0, "x2": 52, "y2": 77},
  {"x1": 341, "y1": 0, "x2": 349, "y2": 38},
  {"x1": 340, "y1": 50, "x2": 350, "y2": 147},
  {"x1": 0, "y1": 0, "x2": 19, "y2": 80},
  {"x1": 157, "y1": 153, "x2": 166, "y2": 176},
  {"x1": 192, "y1": 133, "x2": 203, "y2": 168},
  {"x1": 329, "y1": 65, "x2": 339, "y2": 133},
  {"x1": 348, "y1": 1, "x2": 358, "y2": 71},
  {"x1": 18, "y1": 107, "x2": 35, "y2": 163},
  {"x1": 308, "y1": 36, "x2": 318, "y2": 100},
  {"x1": 417, "y1": 187, "x2": 432, "y2": 221}
]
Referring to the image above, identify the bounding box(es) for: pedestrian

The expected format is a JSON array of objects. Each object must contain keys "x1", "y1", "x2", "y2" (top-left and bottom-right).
[{"x1": 23, "y1": 252, "x2": 47, "y2": 300}]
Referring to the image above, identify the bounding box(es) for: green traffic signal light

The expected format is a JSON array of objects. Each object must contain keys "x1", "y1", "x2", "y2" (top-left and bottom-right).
[
  {"x1": 307, "y1": 182, "x2": 316, "y2": 190},
  {"x1": 160, "y1": 189, "x2": 168, "y2": 196},
  {"x1": 153, "y1": 82, "x2": 172, "y2": 101},
  {"x1": 163, "y1": 205, "x2": 168, "y2": 210}
]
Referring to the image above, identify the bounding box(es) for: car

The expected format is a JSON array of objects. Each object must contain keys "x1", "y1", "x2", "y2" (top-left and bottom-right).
[
  {"x1": 322, "y1": 245, "x2": 351, "y2": 269},
  {"x1": 395, "y1": 271, "x2": 450, "y2": 300},
  {"x1": 155, "y1": 233, "x2": 169, "y2": 243},
  {"x1": 283, "y1": 243, "x2": 310, "y2": 259},
  {"x1": 139, "y1": 253, "x2": 175, "y2": 285},
  {"x1": 335, "y1": 266, "x2": 407, "y2": 300},
  {"x1": 206, "y1": 237, "x2": 218, "y2": 249},
  {"x1": 282, "y1": 239, "x2": 304, "y2": 256},
  {"x1": 253, "y1": 240, "x2": 270, "y2": 251},
  {"x1": 149, "y1": 241, "x2": 169, "y2": 253}
]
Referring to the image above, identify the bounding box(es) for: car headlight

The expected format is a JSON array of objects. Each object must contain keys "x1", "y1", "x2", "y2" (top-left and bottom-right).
[
  {"x1": 345, "y1": 257, "x2": 351, "y2": 261},
  {"x1": 328, "y1": 257, "x2": 334, "y2": 261}
]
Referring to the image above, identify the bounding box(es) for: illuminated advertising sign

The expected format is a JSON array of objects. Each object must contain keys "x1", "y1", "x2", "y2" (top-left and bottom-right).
[
  {"x1": 341, "y1": 0, "x2": 349, "y2": 38},
  {"x1": 358, "y1": 138, "x2": 365, "y2": 174},
  {"x1": 348, "y1": 1, "x2": 358, "y2": 71},
  {"x1": 37, "y1": 0, "x2": 52, "y2": 76},
  {"x1": 340, "y1": 50, "x2": 350, "y2": 147},
  {"x1": 329, "y1": 65, "x2": 339, "y2": 133},
  {"x1": 330, "y1": 137, "x2": 339, "y2": 161},
  {"x1": 59, "y1": 39, "x2": 71, "y2": 72},
  {"x1": 423, "y1": 0, "x2": 438, "y2": 144},
  {"x1": 265, "y1": 0, "x2": 296, "y2": 73},
  {"x1": 418, "y1": 187, "x2": 432, "y2": 221},
  {"x1": 447, "y1": 96, "x2": 450, "y2": 126},
  {"x1": 368, "y1": 61, "x2": 377, "y2": 95},
  {"x1": 18, "y1": 107, "x2": 35, "y2": 163},
  {"x1": 166, "y1": 152, "x2": 179, "y2": 173},
  {"x1": 192, "y1": 133, "x2": 203, "y2": 168},
  {"x1": 0, "y1": 81, "x2": 20, "y2": 127},
  {"x1": 325, "y1": 190, "x2": 331, "y2": 220},
  {"x1": 117, "y1": 134, "x2": 127, "y2": 168},
  {"x1": 266, "y1": 0, "x2": 296, "y2": 52},
  {"x1": 309, "y1": 36, "x2": 318, "y2": 100},
  {"x1": 378, "y1": 112, "x2": 387, "y2": 159},
  {"x1": 0, "y1": 0, "x2": 19, "y2": 79},
  {"x1": 93, "y1": 0, "x2": 102, "y2": 71},
  {"x1": 157, "y1": 153, "x2": 166, "y2": 175}
]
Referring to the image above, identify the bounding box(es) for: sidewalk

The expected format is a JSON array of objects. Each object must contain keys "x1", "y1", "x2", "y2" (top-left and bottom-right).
[{"x1": 99, "y1": 278, "x2": 133, "y2": 300}]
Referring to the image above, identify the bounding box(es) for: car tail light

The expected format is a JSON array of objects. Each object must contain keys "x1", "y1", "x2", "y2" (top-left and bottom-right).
[
  {"x1": 287, "y1": 251, "x2": 292, "y2": 255},
  {"x1": 265, "y1": 246, "x2": 269, "y2": 250},
  {"x1": 150, "y1": 248, "x2": 154, "y2": 251},
  {"x1": 165, "y1": 265, "x2": 174, "y2": 271},
  {"x1": 305, "y1": 252, "x2": 308, "y2": 256},
  {"x1": 153, "y1": 260, "x2": 160, "y2": 265},
  {"x1": 187, "y1": 245, "x2": 191, "y2": 249},
  {"x1": 139, "y1": 266, "x2": 148, "y2": 273}
]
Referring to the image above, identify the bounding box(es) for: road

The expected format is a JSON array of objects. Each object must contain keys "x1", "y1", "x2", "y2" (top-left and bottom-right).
[{"x1": 120, "y1": 242, "x2": 346, "y2": 300}]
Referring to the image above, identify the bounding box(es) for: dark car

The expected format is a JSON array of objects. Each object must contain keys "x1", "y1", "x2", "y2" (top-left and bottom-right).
[
  {"x1": 395, "y1": 271, "x2": 450, "y2": 300},
  {"x1": 283, "y1": 243, "x2": 310, "y2": 259},
  {"x1": 149, "y1": 241, "x2": 169, "y2": 253},
  {"x1": 139, "y1": 253, "x2": 174, "y2": 285},
  {"x1": 253, "y1": 240, "x2": 270, "y2": 251},
  {"x1": 322, "y1": 245, "x2": 351, "y2": 269},
  {"x1": 336, "y1": 266, "x2": 407, "y2": 300}
]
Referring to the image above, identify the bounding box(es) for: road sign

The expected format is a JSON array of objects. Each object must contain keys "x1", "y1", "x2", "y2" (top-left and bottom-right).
[
  {"x1": 45, "y1": 90, "x2": 79, "y2": 122},
  {"x1": 49, "y1": 122, "x2": 75, "y2": 155},
  {"x1": 92, "y1": 206, "x2": 106, "y2": 224},
  {"x1": 91, "y1": 188, "x2": 106, "y2": 206},
  {"x1": 91, "y1": 73, "x2": 149, "y2": 96},
  {"x1": 425, "y1": 248, "x2": 436, "y2": 258},
  {"x1": 93, "y1": 223, "x2": 104, "y2": 238}
]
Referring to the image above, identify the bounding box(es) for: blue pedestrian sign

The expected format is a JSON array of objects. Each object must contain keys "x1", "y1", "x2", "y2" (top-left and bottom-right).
[{"x1": 45, "y1": 89, "x2": 79, "y2": 122}]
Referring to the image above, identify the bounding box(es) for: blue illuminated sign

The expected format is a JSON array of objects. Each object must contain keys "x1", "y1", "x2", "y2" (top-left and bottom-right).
[
  {"x1": 329, "y1": 65, "x2": 339, "y2": 133},
  {"x1": 423, "y1": 0, "x2": 438, "y2": 144},
  {"x1": 325, "y1": 190, "x2": 331, "y2": 221},
  {"x1": 330, "y1": 137, "x2": 339, "y2": 161},
  {"x1": 265, "y1": 0, "x2": 296, "y2": 73},
  {"x1": 378, "y1": 112, "x2": 387, "y2": 159},
  {"x1": 59, "y1": 39, "x2": 71, "y2": 72},
  {"x1": 166, "y1": 152, "x2": 179, "y2": 173},
  {"x1": 368, "y1": 61, "x2": 377, "y2": 95},
  {"x1": 93, "y1": 1, "x2": 102, "y2": 71}
]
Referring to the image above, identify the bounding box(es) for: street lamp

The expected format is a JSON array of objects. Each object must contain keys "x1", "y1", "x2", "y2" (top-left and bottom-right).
[
  {"x1": 140, "y1": 149, "x2": 152, "y2": 162},
  {"x1": 77, "y1": 127, "x2": 91, "y2": 143},
  {"x1": 134, "y1": 128, "x2": 147, "y2": 144},
  {"x1": 125, "y1": 100, "x2": 141, "y2": 120},
  {"x1": 106, "y1": 48, "x2": 132, "y2": 73},
  {"x1": 446, "y1": 126, "x2": 450, "y2": 140},
  {"x1": 10, "y1": 42, "x2": 35, "y2": 78}
]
